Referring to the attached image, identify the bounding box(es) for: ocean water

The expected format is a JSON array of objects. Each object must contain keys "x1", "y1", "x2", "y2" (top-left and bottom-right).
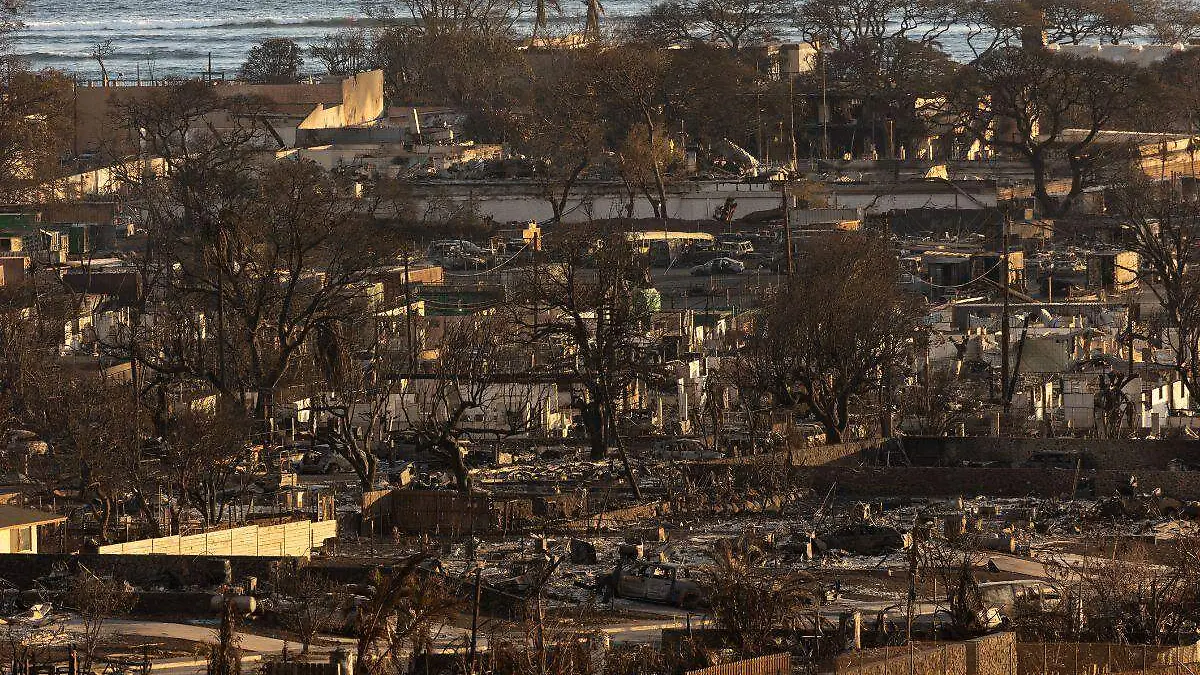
[
  {"x1": 14, "y1": 0, "x2": 377, "y2": 79},
  {"x1": 13, "y1": 0, "x2": 983, "y2": 80},
  {"x1": 11, "y1": 0, "x2": 629, "y2": 79}
]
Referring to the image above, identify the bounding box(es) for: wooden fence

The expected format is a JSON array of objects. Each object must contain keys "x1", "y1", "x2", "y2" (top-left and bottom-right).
[
  {"x1": 96, "y1": 520, "x2": 338, "y2": 557},
  {"x1": 835, "y1": 644, "x2": 968, "y2": 675},
  {"x1": 1016, "y1": 642, "x2": 1200, "y2": 675},
  {"x1": 687, "y1": 653, "x2": 791, "y2": 675},
  {"x1": 262, "y1": 663, "x2": 339, "y2": 675}
]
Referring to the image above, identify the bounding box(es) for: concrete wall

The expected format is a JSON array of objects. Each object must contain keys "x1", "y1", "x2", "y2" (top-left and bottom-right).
[
  {"x1": 96, "y1": 520, "x2": 337, "y2": 557},
  {"x1": 394, "y1": 179, "x2": 996, "y2": 223},
  {"x1": 30, "y1": 158, "x2": 166, "y2": 201},
  {"x1": 408, "y1": 182, "x2": 787, "y2": 223},
  {"x1": 298, "y1": 70, "x2": 384, "y2": 134},
  {"x1": 340, "y1": 70, "x2": 384, "y2": 127}
]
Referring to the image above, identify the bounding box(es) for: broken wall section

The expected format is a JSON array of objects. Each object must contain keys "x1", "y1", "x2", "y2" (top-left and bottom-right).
[{"x1": 361, "y1": 489, "x2": 588, "y2": 535}]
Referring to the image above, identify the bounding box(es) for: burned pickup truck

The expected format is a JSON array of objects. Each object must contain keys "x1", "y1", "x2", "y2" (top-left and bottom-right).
[{"x1": 612, "y1": 562, "x2": 706, "y2": 609}]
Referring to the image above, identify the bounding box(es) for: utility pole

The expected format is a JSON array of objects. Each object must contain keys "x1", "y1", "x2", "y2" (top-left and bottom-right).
[
  {"x1": 820, "y1": 41, "x2": 830, "y2": 161},
  {"x1": 905, "y1": 521, "x2": 920, "y2": 644},
  {"x1": 1000, "y1": 214, "x2": 1011, "y2": 418},
  {"x1": 469, "y1": 567, "x2": 482, "y2": 674},
  {"x1": 403, "y1": 251, "x2": 415, "y2": 371},
  {"x1": 881, "y1": 331, "x2": 893, "y2": 438},
  {"x1": 1126, "y1": 292, "x2": 1135, "y2": 375},
  {"x1": 788, "y1": 76, "x2": 798, "y2": 171},
  {"x1": 782, "y1": 182, "x2": 794, "y2": 277}
]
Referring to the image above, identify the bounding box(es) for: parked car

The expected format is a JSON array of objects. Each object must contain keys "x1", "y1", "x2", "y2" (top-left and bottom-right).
[
  {"x1": 714, "y1": 239, "x2": 754, "y2": 257},
  {"x1": 296, "y1": 447, "x2": 355, "y2": 474},
  {"x1": 614, "y1": 562, "x2": 706, "y2": 608},
  {"x1": 651, "y1": 438, "x2": 723, "y2": 461},
  {"x1": 427, "y1": 239, "x2": 489, "y2": 261},
  {"x1": 442, "y1": 253, "x2": 488, "y2": 271},
  {"x1": 720, "y1": 431, "x2": 783, "y2": 454},
  {"x1": 975, "y1": 580, "x2": 1060, "y2": 628},
  {"x1": 690, "y1": 257, "x2": 745, "y2": 276}
]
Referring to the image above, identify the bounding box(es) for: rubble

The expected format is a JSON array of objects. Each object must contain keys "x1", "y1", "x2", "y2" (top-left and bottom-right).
[
  {"x1": 569, "y1": 539, "x2": 598, "y2": 564},
  {"x1": 821, "y1": 524, "x2": 912, "y2": 555}
]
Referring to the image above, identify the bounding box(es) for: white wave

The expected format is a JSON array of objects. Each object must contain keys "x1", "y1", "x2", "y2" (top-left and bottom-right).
[{"x1": 23, "y1": 15, "x2": 363, "y2": 32}]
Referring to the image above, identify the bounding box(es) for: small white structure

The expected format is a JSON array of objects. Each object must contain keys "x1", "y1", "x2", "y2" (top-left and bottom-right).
[
  {"x1": 1049, "y1": 43, "x2": 1193, "y2": 67},
  {"x1": 0, "y1": 505, "x2": 64, "y2": 553}
]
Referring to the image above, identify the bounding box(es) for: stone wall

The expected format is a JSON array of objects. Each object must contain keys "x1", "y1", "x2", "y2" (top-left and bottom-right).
[
  {"x1": 133, "y1": 590, "x2": 218, "y2": 616},
  {"x1": 704, "y1": 442, "x2": 872, "y2": 467},
  {"x1": 967, "y1": 633, "x2": 1017, "y2": 675},
  {"x1": 751, "y1": 464, "x2": 1200, "y2": 501},
  {"x1": 1015, "y1": 642, "x2": 1200, "y2": 675},
  {"x1": 834, "y1": 634, "x2": 1017, "y2": 675},
  {"x1": 800, "y1": 467, "x2": 1077, "y2": 498},
  {"x1": 835, "y1": 643, "x2": 968, "y2": 675},
  {"x1": 901, "y1": 437, "x2": 1200, "y2": 471},
  {"x1": 1093, "y1": 471, "x2": 1200, "y2": 500},
  {"x1": 364, "y1": 489, "x2": 592, "y2": 536},
  {"x1": 793, "y1": 441, "x2": 874, "y2": 466},
  {"x1": 0, "y1": 553, "x2": 290, "y2": 589},
  {"x1": 560, "y1": 501, "x2": 670, "y2": 532},
  {"x1": 825, "y1": 636, "x2": 1200, "y2": 675}
]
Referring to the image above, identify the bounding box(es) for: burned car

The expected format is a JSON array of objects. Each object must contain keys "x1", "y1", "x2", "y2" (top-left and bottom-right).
[{"x1": 613, "y1": 562, "x2": 706, "y2": 609}]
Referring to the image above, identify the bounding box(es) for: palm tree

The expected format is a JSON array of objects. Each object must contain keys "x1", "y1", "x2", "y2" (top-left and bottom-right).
[
  {"x1": 530, "y1": 0, "x2": 562, "y2": 45},
  {"x1": 585, "y1": 0, "x2": 604, "y2": 39}
]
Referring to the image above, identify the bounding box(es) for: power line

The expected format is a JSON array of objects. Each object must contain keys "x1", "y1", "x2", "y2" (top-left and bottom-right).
[
  {"x1": 442, "y1": 243, "x2": 531, "y2": 277},
  {"x1": 910, "y1": 259, "x2": 1004, "y2": 289}
]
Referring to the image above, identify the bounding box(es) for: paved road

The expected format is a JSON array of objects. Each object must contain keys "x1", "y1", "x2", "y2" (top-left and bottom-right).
[
  {"x1": 63, "y1": 618, "x2": 301, "y2": 654},
  {"x1": 987, "y1": 553, "x2": 1050, "y2": 578},
  {"x1": 68, "y1": 552, "x2": 1073, "y2": 673},
  {"x1": 649, "y1": 266, "x2": 772, "y2": 311},
  {"x1": 56, "y1": 611, "x2": 713, "y2": 673}
]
